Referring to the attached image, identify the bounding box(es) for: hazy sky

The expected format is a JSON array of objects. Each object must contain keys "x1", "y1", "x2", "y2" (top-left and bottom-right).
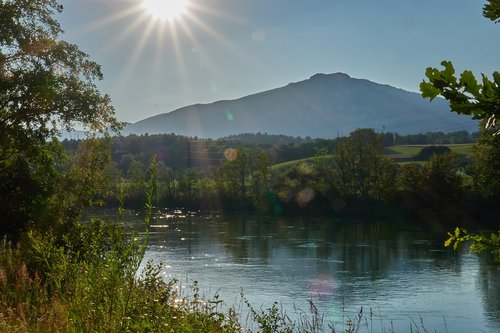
[{"x1": 57, "y1": 0, "x2": 499, "y2": 123}]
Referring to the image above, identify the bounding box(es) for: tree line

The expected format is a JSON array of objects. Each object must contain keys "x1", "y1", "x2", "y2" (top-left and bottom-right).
[
  {"x1": 61, "y1": 129, "x2": 477, "y2": 175},
  {"x1": 60, "y1": 128, "x2": 497, "y2": 231}
]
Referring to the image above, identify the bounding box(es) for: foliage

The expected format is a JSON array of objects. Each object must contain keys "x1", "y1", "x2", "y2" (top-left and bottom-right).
[
  {"x1": 0, "y1": 220, "x2": 244, "y2": 332},
  {"x1": 382, "y1": 130, "x2": 477, "y2": 146},
  {"x1": 396, "y1": 152, "x2": 470, "y2": 224},
  {"x1": 0, "y1": 0, "x2": 120, "y2": 136},
  {"x1": 420, "y1": 60, "x2": 500, "y2": 135},
  {"x1": 62, "y1": 131, "x2": 477, "y2": 181},
  {"x1": 57, "y1": 129, "x2": 492, "y2": 220},
  {"x1": 445, "y1": 227, "x2": 500, "y2": 263},
  {"x1": 414, "y1": 145, "x2": 452, "y2": 161},
  {"x1": 420, "y1": 0, "x2": 500, "y2": 136},
  {"x1": 471, "y1": 124, "x2": 500, "y2": 198},
  {"x1": 0, "y1": 0, "x2": 120, "y2": 237},
  {"x1": 0, "y1": 154, "x2": 241, "y2": 332},
  {"x1": 125, "y1": 159, "x2": 147, "y2": 207},
  {"x1": 221, "y1": 132, "x2": 307, "y2": 146},
  {"x1": 176, "y1": 168, "x2": 199, "y2": 203},
  {"x1": 0, "y1": 138, "x2": 64, "y2": 236},
  {"x1": 483, "y1": 0, "x2": 500, "y2": 23},
  {"x1": 424, "y1": 153, "x2": 463, "y2": 194},
  {"x1": 64, "y1": 138, "x2": 118, "y2": 209},
  {"x1": 214, "y1": 148, "x2": 272, "y2": 210},
  {"x1": 333, "y1": 129, "x2": 396, "y2": 201},
  {"x1": 384, "y1": 144, "x2": 473, "y2": 158},
  {"x1": 420, "y1": 0, "x2": 500, "y2": 263},
  {"x1": 245, "y1": 300, "x2": 295, "y2": 333}
]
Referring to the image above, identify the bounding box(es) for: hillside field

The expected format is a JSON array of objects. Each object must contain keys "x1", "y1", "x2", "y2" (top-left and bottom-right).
[
  {"x1": 384, "y1": 144, "x2": 474, "y2": 161},
  {"x1": 271, "y1": 144, "x2": 475, "y2": 170}
]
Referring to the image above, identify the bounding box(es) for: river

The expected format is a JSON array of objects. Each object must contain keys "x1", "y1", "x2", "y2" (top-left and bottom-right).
[{"x1": 121, "y1": 210, "x2": 499, "y2": 332}]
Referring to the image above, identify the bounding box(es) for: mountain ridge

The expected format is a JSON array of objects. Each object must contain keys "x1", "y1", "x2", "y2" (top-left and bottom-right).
[{"x1": 124, "y1": 73, "x2": 477, "y2": 138}]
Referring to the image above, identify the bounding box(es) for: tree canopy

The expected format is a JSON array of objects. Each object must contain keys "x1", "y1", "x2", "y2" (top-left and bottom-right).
[
  {"x1": 483, "y1": 0, "x2": 500, "y2": 23},
  {"x1": 0, "y1": 0, "x2": 120, "y2": 236},
  {"x1": 0, "y1": 0, "x2": 120, "y2": 138}
]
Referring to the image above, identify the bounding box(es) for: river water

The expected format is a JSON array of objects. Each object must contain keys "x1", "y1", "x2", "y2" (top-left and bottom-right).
[{"x1": 125, "y1": 210, "x2": 499, "y2": 332}]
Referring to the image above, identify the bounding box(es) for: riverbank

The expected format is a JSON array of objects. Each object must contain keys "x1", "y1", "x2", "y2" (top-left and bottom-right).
[{"x1": 2, "y1": 212, "x2": 499, "y2": 332}]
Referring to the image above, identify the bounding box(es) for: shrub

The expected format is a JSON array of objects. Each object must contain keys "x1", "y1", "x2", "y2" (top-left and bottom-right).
[{"x1": 414, "y1": 145, "x2": 452, "y2": 161}]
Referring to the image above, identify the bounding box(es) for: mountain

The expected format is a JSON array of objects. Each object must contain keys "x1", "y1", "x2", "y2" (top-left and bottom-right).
[{"x1": 124, "y1": 73, "x2": 477, "y2": 138}]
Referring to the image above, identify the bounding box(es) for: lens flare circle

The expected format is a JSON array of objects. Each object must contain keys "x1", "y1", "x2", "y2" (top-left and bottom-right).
[
  {"x1": 224, "y1": 148, "x2": 238, "y2": 161},
  {"x1": 141, "y1": 0, "x2": 188, "y2": 21},
  {"x1": 296, "y1": 187, "x2": 315, "y2": 207}
]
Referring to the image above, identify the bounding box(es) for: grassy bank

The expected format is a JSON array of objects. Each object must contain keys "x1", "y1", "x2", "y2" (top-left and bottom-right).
[{"x1": 0, "y1": 219, "x2": 242, "y2": 332}]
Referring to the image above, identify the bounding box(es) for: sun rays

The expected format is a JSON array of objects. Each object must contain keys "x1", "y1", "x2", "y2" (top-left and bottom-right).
[
  {"x1": 141, "y1": 0, "x2": 189, "y2": 22},
  {"x1": 68, "y1": 0, "x2": 246, "y2": 105}
]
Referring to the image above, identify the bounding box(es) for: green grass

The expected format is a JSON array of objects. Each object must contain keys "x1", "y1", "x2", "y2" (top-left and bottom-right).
[
  {"x1": 397, "y1": 161, "x2": 428, "y2": 166},
  {"x1": 447, "y1": 144, "x2": 475, "y2": 154},
  {"x1": 271, "y1": 144, "x2": 476, "y2": 170},
  {"x1": 0, "y1": 220, "x2": 243, "y2": 333},
  {"x1": 384, "y1": 144, "x2": 475, "y2": 158},
  {"x1": 271, "y1": 155, "x2": 335, "y2": 171},
  {"x1": 383, "y1": 144, "x2": 475, "y2": 165},
  {"x1": 384, "y1": 146, "x2": 421, "y2": 156}
]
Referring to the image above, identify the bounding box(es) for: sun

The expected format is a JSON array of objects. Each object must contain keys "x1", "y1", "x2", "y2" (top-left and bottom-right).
[{"x1": 141, "y1": 0, "x2": 189, "y2": 21}]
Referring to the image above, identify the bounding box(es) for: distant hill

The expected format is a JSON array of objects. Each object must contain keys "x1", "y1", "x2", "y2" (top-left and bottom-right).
[{"x1": 124, "y1": 73, "x2": 478, "y2": 139}]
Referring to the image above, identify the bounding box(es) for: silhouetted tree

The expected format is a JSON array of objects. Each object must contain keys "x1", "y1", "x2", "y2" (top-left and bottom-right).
[
  {"x1": 0, "y1": 0, "x2": 119, "y2": 236},
  {"x1": 415, "y1": 146, "x2": 452, "y2": 161}
]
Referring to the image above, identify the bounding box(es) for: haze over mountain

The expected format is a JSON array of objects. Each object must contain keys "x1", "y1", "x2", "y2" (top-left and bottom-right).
[{"x1": 124, "y1": 73, "x2": 477, "y2": 139}]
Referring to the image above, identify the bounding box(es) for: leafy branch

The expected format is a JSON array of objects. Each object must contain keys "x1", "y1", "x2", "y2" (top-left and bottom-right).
[
  {"x1": 445, "y1": 227, "x2": 500, "y2": 263},
  {"x1": 420, "y1": 61, "x2": 500, "y2": 135}
]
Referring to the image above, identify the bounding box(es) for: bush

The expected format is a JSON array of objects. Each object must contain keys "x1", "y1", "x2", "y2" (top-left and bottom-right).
[
  {"x1": 414, "y1": 145, "x2": 451, "y2": 161},
  {"x1": 0, "y1": 218, "x2": 244, "y2": 332}
]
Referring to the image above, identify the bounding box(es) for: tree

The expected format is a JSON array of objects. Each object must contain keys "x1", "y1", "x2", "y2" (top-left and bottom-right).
[
  {"x1": 0, "y1": 0, "x2": 119, "y2": 136},
  {"x1": 420, "y1": 60, "x2": 500, "y2": 135},
  {"x1": 65, "y1": 138, "x2": 116, "y2": 211},
  {"x1": 483, "y1": 0, "x2": 500, "y2": 23},
  {"x1": 414, "y1": 145, "x2": 452, "y2": 161},
  {"x1": 333, "y1": 129, "x2": 391, "y2": 200},
  {"x1": 126, "y1": 160, "x2": 146, "y2": 207},
  {"x1": 445, "y1": 227, "x2": 500, "y2": 264},
  {"x1": 218, "y1": 149, "x2": 246, "y2": 199},
  {"x1": 156, "y1": 161, "x2": 174, "y2": 204},
  {"x1": 420, "y1": 1, "x2": 500, "y2": 136},
  {"x1": 470, "y1": 127, "x2": 500, "y2": 198},
  {"x1": 254, "y1": 151, "x2": 271, "y2": 195},
  {"x1": 420, "y1": 1, "x2": 500, "y2": 195},
  {"x1": 0, "y1": 0, "x2": 120, "y2": 236},
  {"x1": 420, "y1": 0, "x2": 500, "y2": 261},
  {"x1": 176, "y1": 168, "x2": 198, "y2": 203},
  {"x1": 397, "y1": 153, "x2": 465, "y2": 224},
  {"x1": 0, "y1": 138, "x2": 64, "y2": 235}
]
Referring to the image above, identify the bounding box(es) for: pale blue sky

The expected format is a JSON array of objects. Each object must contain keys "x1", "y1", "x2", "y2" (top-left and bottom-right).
[{"x1": 58, "y1": 0, "x2": 499, "y2": 123}]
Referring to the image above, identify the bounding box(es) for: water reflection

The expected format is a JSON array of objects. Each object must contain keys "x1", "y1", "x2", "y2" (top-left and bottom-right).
[
  {"x1": 478, "y1": 254, "x2": 500, "y2": 330},
  {"x1": 125, "y1": 211, "x2": 500, "y2": 332}
]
